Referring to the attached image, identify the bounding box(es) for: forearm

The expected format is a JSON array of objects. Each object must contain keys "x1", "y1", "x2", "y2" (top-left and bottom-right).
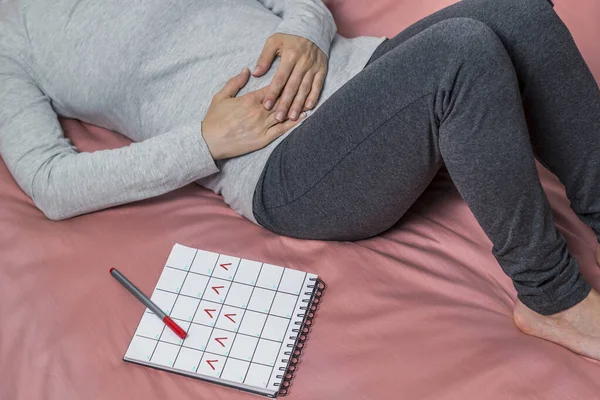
[{"x1": 27, "y1": 125, "x2": 218, "y2": 220}]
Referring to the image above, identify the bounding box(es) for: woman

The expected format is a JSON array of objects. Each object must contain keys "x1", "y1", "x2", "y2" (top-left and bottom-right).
[{"x1": 1, "y1": 0, "x2": 599, "y2": 359}]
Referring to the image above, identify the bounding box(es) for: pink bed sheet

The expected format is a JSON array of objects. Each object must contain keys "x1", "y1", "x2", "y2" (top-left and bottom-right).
[{"x1": 1, "y1": 0, "x2": 599, "y2": 399}]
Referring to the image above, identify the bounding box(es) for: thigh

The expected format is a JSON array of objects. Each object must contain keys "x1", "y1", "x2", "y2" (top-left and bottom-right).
[
  {"x1": 253, "y1": 98, "x2": 441, "y2": 241},
  {"x1": 251, "y1": 20, "x2": 492, "y2": 240}
]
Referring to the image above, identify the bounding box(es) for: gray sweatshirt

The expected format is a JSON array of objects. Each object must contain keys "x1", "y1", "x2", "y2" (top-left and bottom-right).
[{"x1": 0, "y1": 0, "x2": 384, "y2": 221}]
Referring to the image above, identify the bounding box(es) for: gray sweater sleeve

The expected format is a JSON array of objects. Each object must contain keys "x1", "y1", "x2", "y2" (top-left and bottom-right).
[
  {"x1": 257, "y1": 0, "x2": 337, "y2": 56},
  {"x1": 0, "y1": 55, "x2": 219, "y2": 220}
]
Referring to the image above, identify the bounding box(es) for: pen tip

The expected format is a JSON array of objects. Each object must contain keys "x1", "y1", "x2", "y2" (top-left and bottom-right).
[{"x1": 110, "y1": 267, "x2": 115, "y2": 274}]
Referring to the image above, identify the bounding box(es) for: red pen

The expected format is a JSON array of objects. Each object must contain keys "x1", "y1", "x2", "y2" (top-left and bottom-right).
[{"x1": 110, "y1": 268, "x2": 187, "y2": 339}]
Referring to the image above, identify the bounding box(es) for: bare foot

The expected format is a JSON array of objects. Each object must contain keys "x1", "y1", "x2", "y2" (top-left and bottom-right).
[{"x1": 513, "y1": 289, "x2": 600, "y2": 360}]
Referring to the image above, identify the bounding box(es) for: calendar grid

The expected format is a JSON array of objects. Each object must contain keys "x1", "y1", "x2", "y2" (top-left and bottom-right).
[
  {"x1": 146, "y1": 248, "x2": 217, "y2": 368},
  {"x1": 168, "y1": 250, "x2": 200, "y2": 367},
  {"x1": 184, "y1": 256, "x2": 214, "y2": 328},
  {"x1": 147, "y1": 325, "x2": 167, "y2": 362},
  {"x1": 133, "y1": 333, "x2": 282, "y2": 369},
  {"x1": 267, "y1": 272, "x2": 308, "y2": 386},
  {"x1": 125, "y1": 244, "x2": 317, "y2": 394},
  {"x1": 163, "y1": 265, "x2": 303, "y2": 297},
  {"x1": 144, "y1": 258, "x2": 204, "y2": 363},
  {"x1": 218, "y1": 262, "x2": 264, "y2": 380},
  {"x1": 194, "y1": 256, "x2": 241, "y2": 374},
  {"x1": 171, "y1": 250, "x2": 214, "y2": 365},
  {"x1": 242, "y1": 267, "x2": 286, "y2": 383},
  {"x1": 135, "y1": 317, "x2": 284, "y2": 344},
  {"x1": 152, "y1": 287, "x2": 300, "y2": 312}
]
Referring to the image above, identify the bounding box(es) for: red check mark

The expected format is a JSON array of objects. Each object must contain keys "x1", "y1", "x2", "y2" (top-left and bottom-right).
[
  {"x1": 224, "y1": 313, "x2": 236, "y2": 323},
  {"x1": 212, "y1": 285, "x2": 224, "y2": 294},
  {"x1": 215, "y1": 337, "x2": 228, "y2": 347},
  {"x1": 206, "y1": 359, "x2": 218, "y2": 370},
  {"x1": 204, "y1": 308, "x2": 216, "y2": 318},
  {"x1": 220, "y1": 263, "x2": 232, "y2": 270}
]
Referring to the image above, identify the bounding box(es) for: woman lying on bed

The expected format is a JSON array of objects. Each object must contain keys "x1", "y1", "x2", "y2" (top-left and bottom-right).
[{"x1": 0, "y1": 0, "x2": 599, "y2": 359}]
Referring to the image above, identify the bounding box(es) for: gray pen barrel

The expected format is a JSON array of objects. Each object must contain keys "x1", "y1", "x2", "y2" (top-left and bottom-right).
[{"x1": 111, "y1": 268, "x2": 166, "y2": 319}]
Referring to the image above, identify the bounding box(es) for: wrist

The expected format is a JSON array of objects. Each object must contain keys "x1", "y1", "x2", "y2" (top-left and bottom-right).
[{"x1": 200, "y1": 120, "x2": 222, "y2": 161}]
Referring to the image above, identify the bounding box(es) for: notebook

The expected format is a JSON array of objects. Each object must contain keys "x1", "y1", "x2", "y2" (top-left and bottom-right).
[{"x1": 123, "y1": 243, "x2": 325, "y2": 397}]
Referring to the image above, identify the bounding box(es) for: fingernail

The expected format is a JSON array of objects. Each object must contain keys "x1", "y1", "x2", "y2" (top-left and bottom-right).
[
  {"x1": 264, "y1": 100, "x2": 274, "y2": 110},
  {"x1": 290, "y1": 111, "x2": 298, "y2": 120},
  {"x1": 276, "y1": 112, "x2": 285, "y2": 121},
  {"x1": 306, "y1": 101, "x2": 314, "y2": 109},
  {"x1": 300, "y1": 112, "x2": 307, "y2": 119},
  {"x1": 253, "y1": 66, "x2": 259, "y2": 74}
]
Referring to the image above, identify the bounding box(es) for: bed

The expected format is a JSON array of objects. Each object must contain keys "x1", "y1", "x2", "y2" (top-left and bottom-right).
[{"x1": 1, "y1": 0, "x2": 599, "y2": 399}]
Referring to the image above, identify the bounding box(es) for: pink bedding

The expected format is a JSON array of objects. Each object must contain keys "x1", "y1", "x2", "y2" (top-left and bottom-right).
[{"x1": 1, "y1": 0, "x2": 599, "y2": 399}]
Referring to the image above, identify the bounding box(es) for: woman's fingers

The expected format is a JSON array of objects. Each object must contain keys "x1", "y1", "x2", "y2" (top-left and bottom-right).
[
  {"x1": 253, "y1": 36, "x2": 278, "y2": 78},
  {"x1": 274, "y1": 63, "x2": 307, "y2": 121},
  {"x1": 288, "y1": 71, "x2": 315, "y2": 120},
  {"x1": 305, "y1": 69, "x2": 326, "y2": 110},
  {"x1": 215, "y1": 68, "x2": 251, "y2": 100},
  {"x1": 265, "y1": 112, "x2": 307, "y2": 140},
  {"x1": 263, "y1": 55, "x2": 297, "y2": 112},
  {"x1": 263, "y1": 96, "x2": 285, "y2": 128},
  {"x1": 257, "y1": 33, "x2": 329, "y2": 117}
]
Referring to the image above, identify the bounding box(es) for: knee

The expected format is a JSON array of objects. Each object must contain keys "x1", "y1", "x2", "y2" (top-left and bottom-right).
[
  {"x1": 437, "y1": 18, "x2": 506, "y2": 58},
  {"x1": 431, "y1": 18, "x2": 513, "y2": 73},
  {"x1": 482, "y1": 0, "x2": 561, "y2": 37}
]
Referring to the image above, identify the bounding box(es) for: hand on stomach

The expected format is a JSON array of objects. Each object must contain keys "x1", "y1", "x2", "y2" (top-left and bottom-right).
[{"x1": 201, "y1": 68, "x2": 306, "y2": 160}]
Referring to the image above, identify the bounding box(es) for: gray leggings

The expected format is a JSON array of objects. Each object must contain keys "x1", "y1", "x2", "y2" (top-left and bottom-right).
[{"x1": 252, "y1": 0, "x2": 600, "y2": 315}]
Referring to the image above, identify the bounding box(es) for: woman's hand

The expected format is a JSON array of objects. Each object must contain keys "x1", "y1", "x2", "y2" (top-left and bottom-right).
[
  {"x1": 252, "y1": 33, "x2": 327, "y2": 122},
  {"x1": 202, "y1": 68, "x2": 306, "y2": 160}
]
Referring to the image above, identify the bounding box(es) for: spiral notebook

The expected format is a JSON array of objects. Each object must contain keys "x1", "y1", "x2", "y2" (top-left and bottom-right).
[{"x1": 123, "y1": 243, "x2": 324, "y2": 397}]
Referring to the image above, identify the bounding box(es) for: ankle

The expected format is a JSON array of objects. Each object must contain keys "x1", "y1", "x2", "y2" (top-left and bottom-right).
[
  {"x1": 513, "y1": 299, "x2": 552, "y2": 334},
  {"x1": 514, "y1": 288, "x2": 598, "y2": 326}
]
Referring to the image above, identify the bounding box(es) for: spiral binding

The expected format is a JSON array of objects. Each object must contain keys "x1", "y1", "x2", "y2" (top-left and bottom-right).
[{"x1": 273, "y1": 276, "x2": 326, "y2": 397}]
